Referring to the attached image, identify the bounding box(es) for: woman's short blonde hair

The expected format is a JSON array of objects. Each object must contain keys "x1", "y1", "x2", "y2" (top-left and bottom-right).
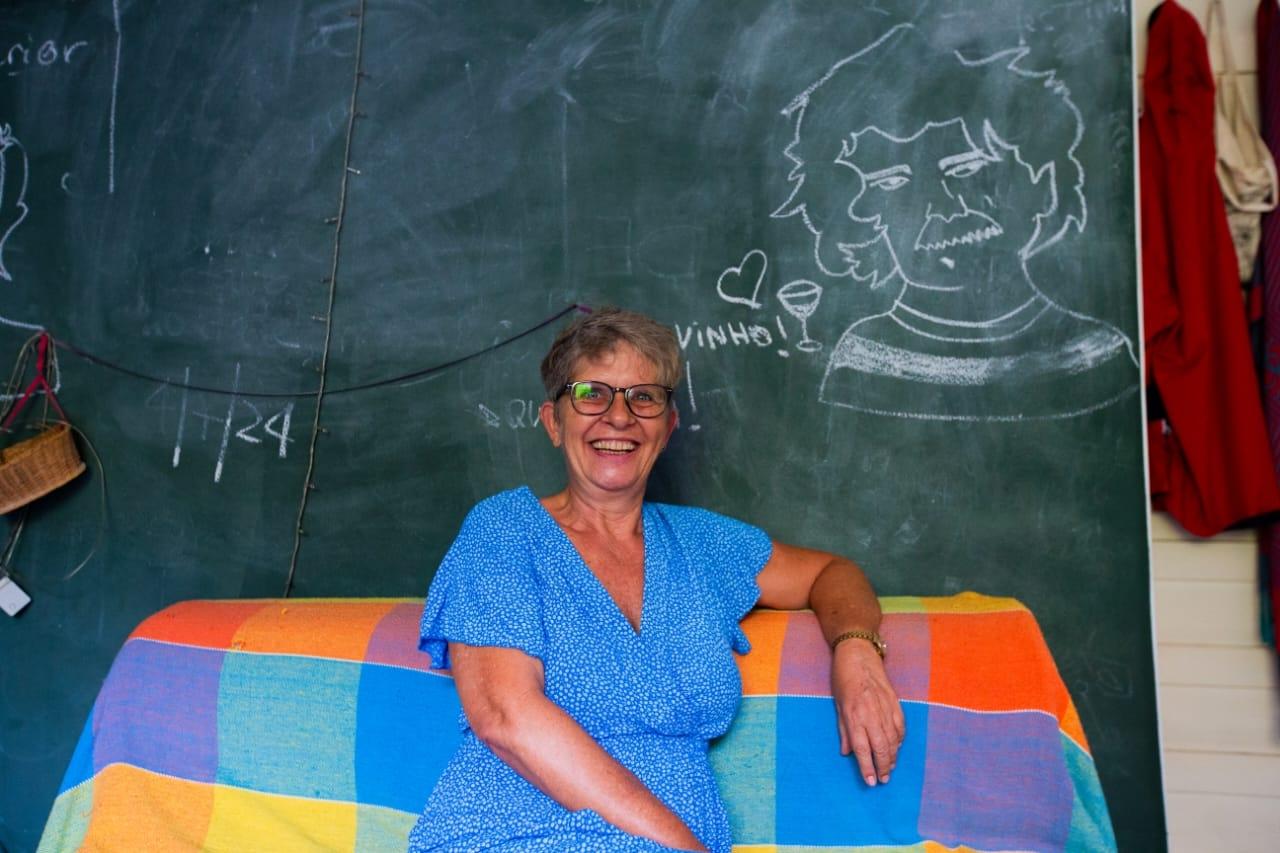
[{"x1": 540, "y1": 307, "x2": 682, "y2": 401}]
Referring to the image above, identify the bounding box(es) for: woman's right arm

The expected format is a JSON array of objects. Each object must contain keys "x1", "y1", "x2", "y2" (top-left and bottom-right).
[{"x1": 449, "y1": 641, "x2": 707, "y2": 852}]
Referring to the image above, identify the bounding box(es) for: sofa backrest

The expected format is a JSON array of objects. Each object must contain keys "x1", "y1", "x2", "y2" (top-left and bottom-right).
[{"x1": 39, "y1": 594, "x2": 1114, "y2": 851}]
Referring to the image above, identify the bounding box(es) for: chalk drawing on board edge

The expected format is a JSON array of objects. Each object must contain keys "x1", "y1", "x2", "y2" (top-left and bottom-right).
[
  {"x1": 770, "y1": 24, "x2": 1138, "y2": 421},
  {"x1": 0, "y1": 314, "x2": 47, "y2": 334},
  {"x1": 0, "y1": 125, "x2": 30, "y2": 282},
  {"x1": 561, "y1": 99, "x2": 570, "y2": 289},
  {"x1": 109, "y1": 0, "x2": 122, "y2": 194},
  {"x1": 173, "y1": 368, "x2": 190, "y2": 467}
]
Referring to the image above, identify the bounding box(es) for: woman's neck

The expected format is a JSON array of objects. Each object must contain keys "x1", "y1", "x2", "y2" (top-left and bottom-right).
[{"x1": 541, "y1": 486, "x2": 644, "y2": 539}]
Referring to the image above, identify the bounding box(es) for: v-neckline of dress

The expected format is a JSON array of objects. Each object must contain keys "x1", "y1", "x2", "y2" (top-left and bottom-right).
[{"x1": 523, "y1": 486, "x2": 652, "y2": 639}]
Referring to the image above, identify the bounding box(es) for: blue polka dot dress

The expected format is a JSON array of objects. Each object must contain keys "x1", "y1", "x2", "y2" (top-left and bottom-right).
[{"x1": 408, "y1": 486, "x2": 773, "y2": 853}]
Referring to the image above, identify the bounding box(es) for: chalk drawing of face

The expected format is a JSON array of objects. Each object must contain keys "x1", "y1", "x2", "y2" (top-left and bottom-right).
[
  {"x1": 771, "y1": 24, "x2": 1138, "y2": 420},
  {"x1": 836, "y1": 119, "x2": 1049, "y2": 301}
]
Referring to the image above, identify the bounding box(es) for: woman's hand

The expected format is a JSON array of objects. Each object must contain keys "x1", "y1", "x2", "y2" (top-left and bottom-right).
[{"x1": 830, "y1": 637, "x2": 905, "y2": 786}]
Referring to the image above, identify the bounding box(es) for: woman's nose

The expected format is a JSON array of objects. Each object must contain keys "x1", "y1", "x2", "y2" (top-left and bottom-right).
[{"x1": 602, "y1": 391, "x2": 635, "y2": 424}]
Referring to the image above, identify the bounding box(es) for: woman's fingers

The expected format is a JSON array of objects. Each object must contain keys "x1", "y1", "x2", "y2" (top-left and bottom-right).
[
  {"x1": 847, "y1": 705, "x2": 894, "y2": 784},
  {"x1": 850, "y1": 729, "x2": 877, "y2": 786},
  {"x1": 830, "y1": 644, "x2": 905, "y2": 786},
  {"x1": 872, "y1": 681, "x2": 905, "y2": 780},
  {"x1": 835, "y1": 691, "x2": 882, "y2": 785},
  {"x1": 876, "y1": 680, "x2": 905, "y2": 780},
  {"x1": 869, "y1": 720, "x2": 895, "y2": 783}
]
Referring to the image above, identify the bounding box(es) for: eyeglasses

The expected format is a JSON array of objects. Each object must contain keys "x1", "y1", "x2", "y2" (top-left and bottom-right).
[{"x1": 557, "y1": 380, "x2": 674, "y2": 418}]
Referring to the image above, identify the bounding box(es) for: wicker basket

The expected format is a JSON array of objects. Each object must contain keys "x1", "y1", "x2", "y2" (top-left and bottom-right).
[{"x1": 0, "y1": 422, "x2": 86, "y2": 514}]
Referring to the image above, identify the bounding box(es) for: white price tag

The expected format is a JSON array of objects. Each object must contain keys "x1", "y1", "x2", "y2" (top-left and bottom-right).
[{"x1": 0, "y1": 575, "x2": 31, "y2": 616}]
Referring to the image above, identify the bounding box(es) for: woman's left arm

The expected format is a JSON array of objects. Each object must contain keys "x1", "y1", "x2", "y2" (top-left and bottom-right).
[{"x1": 757, "y1": 542, "x2": 905, "y2": 787}]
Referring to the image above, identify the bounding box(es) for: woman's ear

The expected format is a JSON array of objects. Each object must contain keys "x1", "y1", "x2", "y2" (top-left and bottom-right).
[{"x1": 539, "y1": 399, "x2": 561, "y2": 447}]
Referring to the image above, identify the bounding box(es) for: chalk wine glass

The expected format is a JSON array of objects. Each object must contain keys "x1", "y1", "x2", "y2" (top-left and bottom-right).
[{"x1": 776, "y1": 280, "x2": 823, "y2": 352}]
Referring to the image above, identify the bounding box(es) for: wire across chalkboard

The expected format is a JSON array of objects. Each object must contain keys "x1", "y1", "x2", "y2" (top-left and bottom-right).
[{"x1": 48, "y1": 302, "x2": 587, "y2": 400}]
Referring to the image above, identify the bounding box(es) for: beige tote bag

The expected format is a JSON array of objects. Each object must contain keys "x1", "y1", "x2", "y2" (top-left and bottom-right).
[{"x1": 1210, "y1": 0, "x2": 1278, "y2": 281}]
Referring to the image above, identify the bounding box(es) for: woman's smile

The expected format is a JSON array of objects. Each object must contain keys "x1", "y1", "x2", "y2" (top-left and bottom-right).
[{"x1": 590, "y1": 439, "x2": 639, "y2": 454}]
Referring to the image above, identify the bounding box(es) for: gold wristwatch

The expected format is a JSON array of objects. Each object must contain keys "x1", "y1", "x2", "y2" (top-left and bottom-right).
[{"x1": 830, "y1": 629, "x2": 886, "y2": 659}]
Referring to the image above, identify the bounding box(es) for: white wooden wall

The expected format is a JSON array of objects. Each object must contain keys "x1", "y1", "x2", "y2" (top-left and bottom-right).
[
  {"x1": 1136, "y1": 2, "x2": 1280, "y2": 850},
  {"x1": 1151, "y1": 513, "x2": 1280, "y2": 851}
]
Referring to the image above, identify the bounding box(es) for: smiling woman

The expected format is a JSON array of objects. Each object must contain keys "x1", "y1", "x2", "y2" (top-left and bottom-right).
[{"x1": 408, "y1": 307, "x2": 903, "y2": 852}]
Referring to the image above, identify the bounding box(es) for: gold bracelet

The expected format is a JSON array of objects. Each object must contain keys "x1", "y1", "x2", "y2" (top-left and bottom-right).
[{"x1": 830, "y1": 629, "x2": 886, "y2": 659}]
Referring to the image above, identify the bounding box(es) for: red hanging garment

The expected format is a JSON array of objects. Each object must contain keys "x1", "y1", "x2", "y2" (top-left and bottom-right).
[
  {"x1": 1141, "y1": 0, "x2": 1280, "y2": 537},
  {"x1": 1256, "y1": 0, "x2": 1280, "y2": 648}
]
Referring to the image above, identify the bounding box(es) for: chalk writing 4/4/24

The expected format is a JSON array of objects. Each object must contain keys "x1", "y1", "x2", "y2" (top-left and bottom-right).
[{"x1": 145, "y1": 365, "x2": 295, "y2": 483}]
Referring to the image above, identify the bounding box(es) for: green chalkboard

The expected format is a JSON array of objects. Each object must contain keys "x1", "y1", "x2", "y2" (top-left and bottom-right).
[{"x1": 0, "y1": 1, "x2": 1158, "y2": 850}]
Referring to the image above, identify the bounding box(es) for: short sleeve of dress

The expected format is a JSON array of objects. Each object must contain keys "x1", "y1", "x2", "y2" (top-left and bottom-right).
[
  {"x1": 419, "y1": 495, "x2": 545, "y2": 671},
  {"x1": 661, "y1": 505, "x2": 773, "y2": 655}
]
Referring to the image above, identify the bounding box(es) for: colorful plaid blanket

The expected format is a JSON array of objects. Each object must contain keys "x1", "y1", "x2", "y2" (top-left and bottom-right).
[{"x1": 38, "y1": 594, "x2": 1114, "y2": 852}]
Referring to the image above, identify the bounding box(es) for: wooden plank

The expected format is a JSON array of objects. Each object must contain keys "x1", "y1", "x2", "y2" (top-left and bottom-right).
[
  {"x1": 1165, "y1": 750, "x2": 1280, "y2": 797},
  {"x1": 1151, "y1": 539, "x2": 1258, "y2": 582},
  {"x1": 1157, "y1": 644, "x2": 1280, "y2": 690},
  {"x1": 1166, "y1": 792, "x2": 1280, "y2": 853},
  {"x1": 1158, "y1": 685, "x2": 1280, "y2": 754},
  {"x1": 1154, "y1": 580, "x2": 1262, "y2": 646}
]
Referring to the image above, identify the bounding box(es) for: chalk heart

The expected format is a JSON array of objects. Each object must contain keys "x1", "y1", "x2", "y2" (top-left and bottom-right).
[{"x1": 716, "y1": 249, "x2": 767, "y2": 309}]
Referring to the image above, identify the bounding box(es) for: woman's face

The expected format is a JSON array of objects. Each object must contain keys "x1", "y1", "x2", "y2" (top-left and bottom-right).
[{"x1": 539, "y1": 342, "x2": 677, "y2": 501}]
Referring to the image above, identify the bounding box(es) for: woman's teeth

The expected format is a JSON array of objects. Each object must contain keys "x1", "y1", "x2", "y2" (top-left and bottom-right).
[{"x1": 590, "y1": 440, "x2": 637, "y2": 454}]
